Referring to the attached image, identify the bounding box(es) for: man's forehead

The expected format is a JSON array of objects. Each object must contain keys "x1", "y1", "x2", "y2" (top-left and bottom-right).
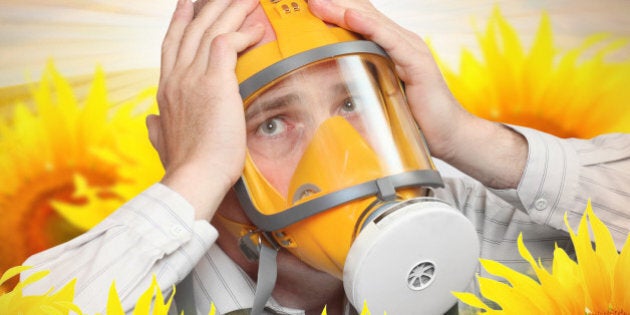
[{"x1": 251, "y1": 61, "x2": 346, "y2": 99}]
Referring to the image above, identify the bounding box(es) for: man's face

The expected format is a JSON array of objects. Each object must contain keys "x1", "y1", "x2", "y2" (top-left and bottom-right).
[{"x1": 244, "y1": 60, "x2": 374, "y2": 197}]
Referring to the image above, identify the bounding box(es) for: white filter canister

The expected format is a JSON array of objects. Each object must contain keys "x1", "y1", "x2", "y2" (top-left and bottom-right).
[{"x1": 343, "y1": 200, "x2": 479, "y2": 314}]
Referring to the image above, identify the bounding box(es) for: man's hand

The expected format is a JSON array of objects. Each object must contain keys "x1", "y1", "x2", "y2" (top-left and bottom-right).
[
  {"x1": 308, "y1": 0, "x2": 527, "y2": 189},
  {"x1": 147, "y1": 0, "x2": 264, "y2": 220}
]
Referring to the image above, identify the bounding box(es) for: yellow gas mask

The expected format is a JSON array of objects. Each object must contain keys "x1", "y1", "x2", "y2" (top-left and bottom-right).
[{"x1": 226, "y1": 1, "x2": 480, "y2": 314}]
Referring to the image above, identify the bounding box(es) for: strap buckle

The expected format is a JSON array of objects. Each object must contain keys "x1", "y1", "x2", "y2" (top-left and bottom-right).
[{"x1": 238, "y1": 230, "x2": 280, "y2": 262}]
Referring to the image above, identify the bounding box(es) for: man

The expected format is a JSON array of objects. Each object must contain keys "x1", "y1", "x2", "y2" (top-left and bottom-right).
[{"x1": 23, "y1": 0, "x2": 630, "y2": 314}]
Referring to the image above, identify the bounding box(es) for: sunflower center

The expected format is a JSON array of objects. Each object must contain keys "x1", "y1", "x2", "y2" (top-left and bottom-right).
[
  {"x1": 26, "y1": 168, "x2": 119, "y2": 247},
  {"x1": 1, "y1": 167, "x2": 120, "y2": 276}
]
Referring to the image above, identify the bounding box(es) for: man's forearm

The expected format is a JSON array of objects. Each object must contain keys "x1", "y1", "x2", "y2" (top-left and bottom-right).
[{"x1": 444, "y1": 118, "x2": 528, "y2": 189}]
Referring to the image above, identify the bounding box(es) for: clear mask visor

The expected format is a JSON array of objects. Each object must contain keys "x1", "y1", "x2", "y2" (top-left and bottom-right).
[{"x1": 241, "y1": 53, "x2": 436, "y2": 217}]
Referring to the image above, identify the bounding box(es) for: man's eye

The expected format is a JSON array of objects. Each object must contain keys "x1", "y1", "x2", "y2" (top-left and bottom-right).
[
  {"x1": 257, "y1": 117, "x2": 286, "y2": 137},
  {"x1": 341, "y1": 97, "x2": 357, "y2": 113}
]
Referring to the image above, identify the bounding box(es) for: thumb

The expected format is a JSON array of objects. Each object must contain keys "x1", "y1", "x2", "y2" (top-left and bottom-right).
[{"x1": 146, "y1": 114, "x2": 167, "y2": 166}]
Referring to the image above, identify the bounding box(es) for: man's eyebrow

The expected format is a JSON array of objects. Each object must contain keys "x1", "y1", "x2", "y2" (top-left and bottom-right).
[
  {"x1": 245, "y1": 93, "x2": 300, "y2": 121},
  {"x1": 333, "y1": 82, "x2": 347, "y2": 94}
]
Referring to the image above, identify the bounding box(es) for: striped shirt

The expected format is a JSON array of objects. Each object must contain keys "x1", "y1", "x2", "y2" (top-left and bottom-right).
[{"x1": 22, "y1": 126, "x2": 630, "y2": 314}]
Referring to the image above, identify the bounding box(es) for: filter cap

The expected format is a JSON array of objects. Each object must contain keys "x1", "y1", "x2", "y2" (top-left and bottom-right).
[{"x1": 343, "y1": 199, "x2": 479, "y2": 314}]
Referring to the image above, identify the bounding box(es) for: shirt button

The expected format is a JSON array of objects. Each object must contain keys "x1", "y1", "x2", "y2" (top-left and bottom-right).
[
  {"x1": 534, "y1": 198, "x2": 548, "y2": 211},
  {"x1": 170, "y1": 225, "x2": 185, "y2": 238}
]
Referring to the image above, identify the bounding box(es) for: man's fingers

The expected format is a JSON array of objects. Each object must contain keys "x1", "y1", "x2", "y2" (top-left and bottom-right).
[
  {"x1": 307, "y1": 0, "x2": 379, "y2": 29},
  {"x1": 206, "y1": 24, "x2": 265, "y2": 75},
  {"x1": 161, "y1": 0, "x2": 194, "y2": 81},
  {"x1": 306, "y1": 0, "x2": 347, "y2": 28},
  {"x1": 175, "y1": 0, "x2": 232, "y2": 69},
  {"x1": 192, "y1": 0, "x2": 260, "y2": 70},
  {"x1": 309, "y1": 0, "x2": 436, "y2": 84},
  {"x1": 308, "y1": 0, "x2": 415, "y2": 55},
  {"x1": 344, "y1": 10, "x2": 431, "y2": 79}
]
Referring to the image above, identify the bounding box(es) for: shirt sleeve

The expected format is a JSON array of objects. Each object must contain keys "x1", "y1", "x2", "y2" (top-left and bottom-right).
[
  {"x1": 491, "y1": 127, "x2": 630, "y2": 250},
  {"x1": 21, "y1": 183, "x2": 218, "y2": 314}
]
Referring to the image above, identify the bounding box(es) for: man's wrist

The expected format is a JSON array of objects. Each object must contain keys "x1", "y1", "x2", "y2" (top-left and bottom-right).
[{"x1": 161, "y1": 163, "x2": 233, "y2": 221}]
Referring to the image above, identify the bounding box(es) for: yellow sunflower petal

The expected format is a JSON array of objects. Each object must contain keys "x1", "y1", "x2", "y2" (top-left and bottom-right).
[
  {"x1": 613, "y1": 234, "x2": 630, "y2": 311},
  {"x1": 442, "y1": 48, "x2": 489, "y2": 116},
  {"x1": 479, "y1": 258, "x2": 555, "y2": 311},
  {"x1": 494, "y1": 7, "x2": 524, "y2": 61},
  {"x1": 551, "y1": 245, "x2": 585, "y2": 313},
  {"x1": 477, "y1": 276, "x2": 545, "y2": 314},
  {"x1": 48, "y1": 279, "x2": 82, "y2": 315},
  {"x1": 14, "y1": 269, "x2": 51, "y2": 292},
  {"x1": 152, "y1": 282, "x2": 176, "y2": 315},
  {"x1": 516, "y1": 234, "x2": 579, "y2": 313},
  {"x1": 359, "y1": 301, "x2": 371, "y2": 315},
  {"x1": 51, "y1": 301, "x2": 84, "y2": 315},
  {"x1": 132, "y1": 276, "x2": 158, "y2": 315},
  {"x1": 166, "y1": 290, "x2": 177, "y2": 314},
  {"x1": 523, "y1": 13, "x2": 553, "y2": 106},
  {"x1": 565, "y1": 211, "x2": 612, "y2": 312},
  {"x1": 106, "y1": 281, "x2": 125, "y2": 315},
  {"x1": 52, "y1": 174, "x2": 123, "y2": 231},
  {"x1": 452, "y1": 291, "x2": 492, "y2": 311},
  {"x1": 517, "y1": 234, "x2": 548, "y2": 279},
  {"x1": 49, "y1": 278, "x2": 76, "y2": 302},
  {"x1": 0, "y1": 266, "x2": 32, "y2": 288},
  {"x1": 585, "y1": 199, "x2": 619, "y2": 273}
]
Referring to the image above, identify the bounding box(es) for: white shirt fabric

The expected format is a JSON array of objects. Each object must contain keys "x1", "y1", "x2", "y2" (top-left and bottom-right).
[{"x1": 22, "y1": 126, "x2": 630, "y2": 314}]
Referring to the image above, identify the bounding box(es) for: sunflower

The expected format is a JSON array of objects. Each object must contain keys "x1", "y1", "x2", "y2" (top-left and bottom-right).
[
  {"x1": 454, "y1": 200, "x2": 630, "y2": 314},
  {"x1": 437, "y1": 7, "x2": 630, "y2": 139},
  {"x1": 0, "y1": 62, "x2": 163, "y2": 290}
]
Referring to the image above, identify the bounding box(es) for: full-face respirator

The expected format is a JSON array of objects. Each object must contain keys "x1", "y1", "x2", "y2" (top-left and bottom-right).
[{"x1": 225, "y1": 1, "x2": 480, "y2": 314}]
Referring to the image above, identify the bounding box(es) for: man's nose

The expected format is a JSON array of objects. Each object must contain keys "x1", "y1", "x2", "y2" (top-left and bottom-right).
[{"x1": 301, "y1": 102, "x2": 339, "y2": 141}]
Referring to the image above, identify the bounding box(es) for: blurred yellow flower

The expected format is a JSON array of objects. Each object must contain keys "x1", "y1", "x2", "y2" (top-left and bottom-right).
[
  {"x1": 454, "y1": 200, "x2": 630, "y2": 314},
  {"x1": 438, "y1": 7, "x2": 630, "y2": 138},
  {"x1": 0, "y1": 62, "x2": 163, "y2": 290}
]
